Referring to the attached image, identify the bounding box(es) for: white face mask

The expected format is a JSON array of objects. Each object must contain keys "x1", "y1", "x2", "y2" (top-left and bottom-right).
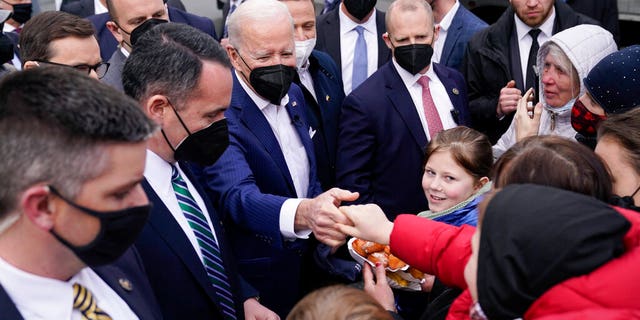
[{"x1": 295, "y1": 37, "x2": 316, "y2": 69}]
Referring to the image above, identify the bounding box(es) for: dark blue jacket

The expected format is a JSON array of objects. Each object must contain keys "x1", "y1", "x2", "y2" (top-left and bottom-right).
[
  {"x1": 439, "y1": 5, "x2": 487, "y2": 70},
  {"x1": 138, "y1": 162, "x2": 258, "y2": 320},
  {"x1": 201, "y1": 74, "x2": 322, "y2": 317}
]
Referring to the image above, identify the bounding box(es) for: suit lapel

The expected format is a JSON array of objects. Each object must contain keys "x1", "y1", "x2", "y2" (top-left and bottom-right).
[
  {"x1": 386, "y1": 63, "x2": 428, "y2": 149},
  {"x1": 93, "y1": 263, "x2": 156, "y2": 320},
  {"x1": 85, "y1": 0, "x2": 94, "y2": 17},
  {"x1": 284, "y1": 92, "x2": 315, "y2": 174},
  {"x1": 375, "y1": 11, "x2": 391, "y2": 68},
  {"x1": 0, "y1": 284, "x2": 23, "y2": 320},
  {"x1": 232, "y1": 75, "x2": 297, "y2": 194},
  {"x1": 325, "y1": 9, "x2": 342, "y2": 69},
  {"x1": 141, "y1": 180, "x2": 223, "y2": 305},
  {"x1": 441, "y1": 9, "x2": 464, "y2": 67},
  {"x1": 433, "y1": 63, "x2": 464, "y2": 121}
]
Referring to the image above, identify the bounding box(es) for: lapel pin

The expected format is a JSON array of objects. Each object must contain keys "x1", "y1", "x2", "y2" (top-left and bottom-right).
[
  {"x1": 325, "y1": 95, "x2": 330, "y2": 102},
  {"x1": 452, "y1": 88, "x2": 460, "y2": 95},
  {"x1": 291, "y1": 101, "x2": 297, "y2": 107},
  {"x1": 119, "y1": 278, "x2": 133, "y2": 292}
]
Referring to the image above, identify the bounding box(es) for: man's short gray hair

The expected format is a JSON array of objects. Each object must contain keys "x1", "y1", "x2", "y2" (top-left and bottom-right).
[{"x1": 227, "y1": 0, "x2": 294, "y2": 51}]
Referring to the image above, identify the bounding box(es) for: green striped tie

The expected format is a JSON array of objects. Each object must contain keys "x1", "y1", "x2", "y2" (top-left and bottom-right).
[{"x1": 171, "y1": 165, "x2": 237, "y2": 319}]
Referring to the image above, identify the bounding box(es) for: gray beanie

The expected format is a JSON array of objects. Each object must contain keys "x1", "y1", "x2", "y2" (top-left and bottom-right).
[{"x1": 583, "y1": 45, "x2": 640, "y2": 114}]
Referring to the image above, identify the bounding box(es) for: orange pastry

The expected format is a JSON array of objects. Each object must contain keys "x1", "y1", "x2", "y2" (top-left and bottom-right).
[
  {"x1": 352, "y1": 238, "x2": 368, "y2": 257},
  {"x1": 362, "y1": 241, "x2": 386, "y2": 254},
  {"x1": 387, "y1": 253, "x2": 407, "y2": 270},
  {"x1": 408, "y1": 267, "x2": 424, "y2": 280},
  {"x1": 367, "y1": 252, "x2": 389, "y2": 267}
]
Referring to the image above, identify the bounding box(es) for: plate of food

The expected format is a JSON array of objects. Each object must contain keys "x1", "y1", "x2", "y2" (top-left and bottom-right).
[{"x1": 348, "y1": 238, "x2": 424, "y2": 291}]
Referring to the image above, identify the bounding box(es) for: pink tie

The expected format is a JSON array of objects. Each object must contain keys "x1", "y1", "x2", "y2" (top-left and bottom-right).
[{"x1": 417, "y1": 76, "x2": 444, "y2": 139}]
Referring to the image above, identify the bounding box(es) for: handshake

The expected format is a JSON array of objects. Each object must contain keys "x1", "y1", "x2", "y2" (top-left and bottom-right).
[{"x1": 294, "y1": 188, "x2": 394, "y2": 249}]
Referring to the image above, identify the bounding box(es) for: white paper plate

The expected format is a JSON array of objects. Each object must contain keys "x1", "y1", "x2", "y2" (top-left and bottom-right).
[
  {"x1": 347, "y1": 238, "x2": 409, "y2": 272},
  {"x1": 347, "y1": 238, "x2": 422, "y2": 291}
]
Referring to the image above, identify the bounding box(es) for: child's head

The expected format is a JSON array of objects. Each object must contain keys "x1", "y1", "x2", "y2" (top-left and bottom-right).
[
  {"x1": 492, "y1": 135, "x2": 612, "y2": 202},
  {"x1": 422, "y1": 127, "x2": 493, "y2": 212},
  {"x1": 287, "y1": 285, "x2": 393, "y2": 320}
]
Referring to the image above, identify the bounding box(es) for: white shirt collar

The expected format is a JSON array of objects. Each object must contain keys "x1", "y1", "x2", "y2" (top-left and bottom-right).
[
  {"x1": 94, "y1": 0, "x2": 108, "y2": 14},
  {"x1": 338, "y1": 3, "x2": 377, "y2": 37},
  {"x1": 298, "y1": 59, "x2": 310, "y2": 73},
  {"x1": 0, "y1": 257, "x2": 82, "y2": 319},
  {"x1": 235, "y1": 70, "x2": 290, "y2": 110},
  {"x1": 438, "y1": 0, "x2": 460, "y2": 31},
  {"x1": 144, "y1": 149, "x2": 174, "y2": 194},
  {"x1": 3, "y1": 23, "x2": 15, "y2": 33},
  {"x1": 514, "y1": 6, "x2": 555, "y2": 42},
  {"x1": 392, "y1": 58, "x2": 435, "y2": 88}
]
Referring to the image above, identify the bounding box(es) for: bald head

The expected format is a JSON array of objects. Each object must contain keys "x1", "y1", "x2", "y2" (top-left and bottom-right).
[{"x1": 385, "y1": 0, "x2": 434, "y2": 34}]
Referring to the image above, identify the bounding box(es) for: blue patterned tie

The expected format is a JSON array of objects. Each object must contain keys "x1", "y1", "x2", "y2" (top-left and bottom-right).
[
  {"x1": 171, "y1": 166, "x2": 237, "y2": 320},
  {"x1": 352, "y1": 26, "x2": 368, "y2": 90}
]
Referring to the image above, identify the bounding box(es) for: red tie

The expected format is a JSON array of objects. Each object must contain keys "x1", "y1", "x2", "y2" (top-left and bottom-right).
[{"x1": 417, "y1": 76, "x2": 444, "y2": 139}]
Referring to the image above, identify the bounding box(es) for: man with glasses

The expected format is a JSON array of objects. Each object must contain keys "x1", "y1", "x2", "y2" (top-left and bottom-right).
[{"x1": 20, "y1": 11, "x2": 109, "y2": 80}]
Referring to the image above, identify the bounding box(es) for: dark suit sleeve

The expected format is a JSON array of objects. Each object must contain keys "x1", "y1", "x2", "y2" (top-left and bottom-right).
[
  {"x1": 236, "y1": 273, "x2": 259, "y2": 302},
  {"x1": 460, "y1": 43, "x2": 500, "y2": 134},
  {"x1": 203, "y1": 129, "x2": 290, "y2": 249},
  {"x1": 335, "y1": 93, "x2": 376, "y2": 204},
  {"x1": 167, "y1": 0, "x2": 186, "y2": 11}
]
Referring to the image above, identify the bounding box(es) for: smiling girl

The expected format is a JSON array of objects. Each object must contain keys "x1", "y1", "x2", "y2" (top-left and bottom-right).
[{"x1": 417, "y1": 127, "x2": 492, "y2": 227}]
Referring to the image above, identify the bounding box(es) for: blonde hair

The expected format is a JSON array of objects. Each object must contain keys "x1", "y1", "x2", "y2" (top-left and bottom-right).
[{"x1": 287, "y1": 285, "x2": 393, "y2": 320}]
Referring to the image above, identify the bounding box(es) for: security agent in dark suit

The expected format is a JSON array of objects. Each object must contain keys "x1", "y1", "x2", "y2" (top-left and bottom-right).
[
  {"x1": 0, "y1": 67, "x2": 161, "y2": 320},
  {"x1": 122, "y1": 23, "x2": 279, "y2": 320},
  {"x1": 315, "y1": 0, "x2": 391, "y2": 95}
]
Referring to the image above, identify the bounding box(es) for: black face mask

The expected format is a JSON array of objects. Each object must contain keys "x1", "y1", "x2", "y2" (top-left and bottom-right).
[
  {"x1": 343, "y1": 0, "x2": 377, "y2": 21},
  {"x1": 10, "y1": 3, "x2": 31, "y2": 24},
  {"x1": 162, "y1": 101, "x2": 230, "y2": 167},
  {"x1": 130, "y1": 18, "x2": 168, "y2": 47},
  {"x1": 237, "y1": 51, "x2": 295, "y2": 105},
  {"x1": 48, "y1": 186, "x2": 151, "y2": 267},
  {"x1": 610, "y1": 185, "x2": 640, "y2": 213},
  {"x1": 393, "y1": 43, "x2": 433, "y2": 75}
]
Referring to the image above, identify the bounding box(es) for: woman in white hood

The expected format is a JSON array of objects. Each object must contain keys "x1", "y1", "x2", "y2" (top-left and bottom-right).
[{"x1": 493, "y1": 24, "x2": 617, "y2": 159}]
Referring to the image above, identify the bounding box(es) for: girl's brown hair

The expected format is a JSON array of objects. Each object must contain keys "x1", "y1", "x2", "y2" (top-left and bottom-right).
[
  {"x1": 424, "y1": 127, "x2": 493, "y2": 182},
  {"x1": 492, "y1": 135, "x2": 612, "y2": 201}
]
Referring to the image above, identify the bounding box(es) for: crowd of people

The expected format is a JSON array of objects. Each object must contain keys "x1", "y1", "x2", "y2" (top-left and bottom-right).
[{"x1": 0, "y1": 0, "x2": 639, "y2": 319}]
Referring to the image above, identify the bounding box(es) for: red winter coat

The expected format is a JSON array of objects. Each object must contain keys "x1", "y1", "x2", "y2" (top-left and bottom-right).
[{"x1": 389, "y1": 208, "x2": 640, "y2": 319}]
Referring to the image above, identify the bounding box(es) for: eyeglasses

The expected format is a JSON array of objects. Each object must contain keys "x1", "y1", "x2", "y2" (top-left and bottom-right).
[{"x1": 35, "y1": 60, "x2": 110, "y2": 79}]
